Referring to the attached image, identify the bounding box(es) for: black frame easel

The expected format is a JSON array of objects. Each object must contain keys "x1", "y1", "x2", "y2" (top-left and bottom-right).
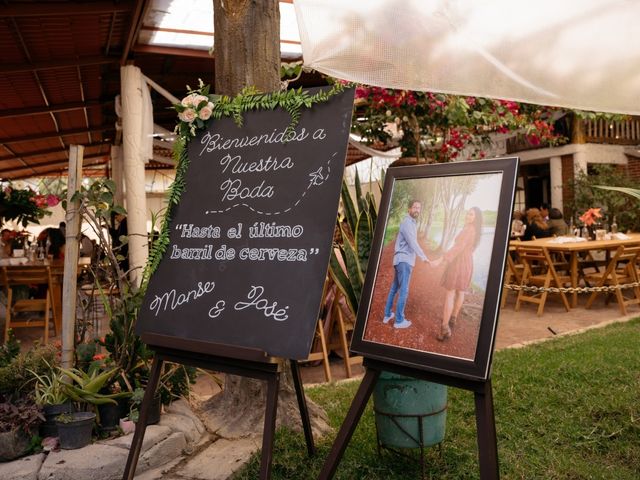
[
  {"x1": 318, "y1": 357, "x2": 499, "y2": 480},
  {"x1": 122, "y1": 334, "x2": 315, "y2": 480}
]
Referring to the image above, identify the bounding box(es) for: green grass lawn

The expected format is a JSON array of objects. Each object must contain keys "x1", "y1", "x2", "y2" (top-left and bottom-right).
[{"x1": 235, "y1": 319, "x2": 640, "y2": 479}]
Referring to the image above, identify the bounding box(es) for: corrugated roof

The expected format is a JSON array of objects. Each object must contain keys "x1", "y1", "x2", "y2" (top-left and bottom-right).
[{"x1": 0, "y1": 1, "x2": 368, "y2": 181}]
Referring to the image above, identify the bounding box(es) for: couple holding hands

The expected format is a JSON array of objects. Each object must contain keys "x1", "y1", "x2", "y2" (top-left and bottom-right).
[{"x1": 383, "y1": 200, "x2": 482, "y2": 342}]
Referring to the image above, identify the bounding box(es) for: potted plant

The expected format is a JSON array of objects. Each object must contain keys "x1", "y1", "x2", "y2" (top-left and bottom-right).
[
  {"x1": 58, "y1": 364, "x2": 131, "y2": 409},
  {"x1": 0, "y1": 394, "x2": 44, "y2": 461},
  {"x1": 55, "y1": 411, "x2": 96, "y2": 449},
  {"x1": 29, "y1": 361, "x2": 73, "y2": 438}
]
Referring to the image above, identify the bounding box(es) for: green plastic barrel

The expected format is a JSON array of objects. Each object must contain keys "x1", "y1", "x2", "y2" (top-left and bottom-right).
[{"x1": 373, "y1": 371, "x2": 447, "y2": 449}]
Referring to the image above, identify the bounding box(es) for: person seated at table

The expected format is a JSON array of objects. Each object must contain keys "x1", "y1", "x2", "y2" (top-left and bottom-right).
[
  {"x1": 1, "y1": 229, "x2": 13, "y2": 258},
  {"x1": 511, "y1": 210, "x2": 526, "y2": 237},
  {"x1": 547, "y1": 208, "x2": 569, "y2": 236},
  {"x1": 539, "y1": 203, "x2": 550, "y2": 223},
  {"x1": 79, "y1": 233, "x2": 95, "y2": 259},
  {"x1": 37, "y1": 226, "x2": 65, "y2": 259},
  {"x1": 523, "y1": 208, "x2": 552, "y2": 241}
]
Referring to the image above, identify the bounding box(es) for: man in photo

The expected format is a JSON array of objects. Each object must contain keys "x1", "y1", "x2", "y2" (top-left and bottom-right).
[{"x1": 383, "y1": 199, "x2": 433, "y2": 329}]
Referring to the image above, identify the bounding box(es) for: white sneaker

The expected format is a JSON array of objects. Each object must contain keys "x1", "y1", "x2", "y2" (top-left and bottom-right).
[
  {"x1": 394, "y1": 319, "x2": 412, "y2": 329},
  {"x1": 383, "y1": 313, "x2": 395, "y2": 324}
]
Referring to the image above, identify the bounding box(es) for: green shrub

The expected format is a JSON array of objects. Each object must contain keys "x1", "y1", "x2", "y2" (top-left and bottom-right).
[{"x1": 0, "y1": 344, "x2": 57, "y2": 395}]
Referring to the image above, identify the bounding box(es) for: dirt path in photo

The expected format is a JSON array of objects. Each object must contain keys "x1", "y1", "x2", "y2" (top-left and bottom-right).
[{"x1": 363, "y1": 239, "x2": 484, "y2": 360}]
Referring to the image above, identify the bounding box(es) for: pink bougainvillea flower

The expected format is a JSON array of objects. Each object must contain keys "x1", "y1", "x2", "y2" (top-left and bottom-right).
[
  {"x1": 46, "y1": 194, "x2": 60, "y2": 207},
  {"x1": 32, "y1": 195, "x2": 48, "y2": 207}
]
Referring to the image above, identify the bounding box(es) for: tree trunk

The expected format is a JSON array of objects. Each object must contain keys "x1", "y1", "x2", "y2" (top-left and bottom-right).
[
  {"x1": 203, "y1": 0, "x2": 331, "y2": 440},
  {"x1": 213, "y1": 0, "x2": 280, "y2": 96}
]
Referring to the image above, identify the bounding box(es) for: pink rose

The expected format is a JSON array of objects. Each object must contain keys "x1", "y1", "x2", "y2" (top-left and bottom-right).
[
  {"x1": 199, "y1": 106, "x2": 213, "y2": 120},
  {"x1": 181, "y1": 94, "x2": 196, "y2": 107},
  {"x1": 46, "y1": 194, "x2": 60, "y2": 207},
  {"x1": 178, "y1": 108, "x2": 196, "y2": 123},
  {"x1": 194, "y1": 95, "x2": 208, "y2": 106}
]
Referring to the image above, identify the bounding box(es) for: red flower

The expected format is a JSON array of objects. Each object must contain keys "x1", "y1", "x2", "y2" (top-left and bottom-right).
[
  {"x1": 32, "y1": 195, "x2": 48, "y2": 207},
  {"x1": 92, "y1": 353, "x2": 107, "y2": 361},
  {"x1": 46, "y1": 194, "x2": 60, "y2": 207}
]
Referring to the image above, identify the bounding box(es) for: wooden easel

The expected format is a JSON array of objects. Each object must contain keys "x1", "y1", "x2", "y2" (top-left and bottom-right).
[
  {"x1": 122, "y1": 333, "x2": 315, "y2": 480},
  {"x1": 318, "y1": 357, "x2": 499, "y2": 480}
]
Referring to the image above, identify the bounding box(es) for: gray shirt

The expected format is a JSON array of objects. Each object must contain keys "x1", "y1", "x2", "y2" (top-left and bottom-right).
[{"x1": 393, "y1": 215, "x2": 427, "y2": 267}]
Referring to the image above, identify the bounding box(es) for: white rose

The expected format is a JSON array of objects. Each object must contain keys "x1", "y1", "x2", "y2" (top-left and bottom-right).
[
  {"x1": 199, "y1": 106, "x2": 213, "y2": 120},
  {"x1": 178, "y1": 108, "x2": 196, "y2": 123},
  {"x1": 386, "y1": 110, "x2": 392, "y2": 116}
]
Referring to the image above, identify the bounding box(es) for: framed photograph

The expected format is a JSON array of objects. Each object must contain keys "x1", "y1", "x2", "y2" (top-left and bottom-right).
[{"x1": 350, "y1": 157, "x2": 519, "y2": 381}]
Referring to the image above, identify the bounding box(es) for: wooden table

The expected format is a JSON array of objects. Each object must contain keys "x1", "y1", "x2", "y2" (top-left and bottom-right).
[{"x1": 510, "y1": 233, "x2": 640, "y2": 307}]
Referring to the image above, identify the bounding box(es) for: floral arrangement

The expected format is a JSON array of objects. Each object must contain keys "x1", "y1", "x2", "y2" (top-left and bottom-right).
[
  {"x1": 0, "y1": 184, "x2": 60, "y2": 227},
  {"x1": 352, "y1": 86, "x2": 562, "y2": 162},
  {"x1": 171, "y1": 78, "x2": 347, "y2": 141},
  {"x1": 173, "y1": 81, "x2": 216, "y2": 138},
  {"x1": 579, "y1": 207, "x2": 603, "y2": 227}
]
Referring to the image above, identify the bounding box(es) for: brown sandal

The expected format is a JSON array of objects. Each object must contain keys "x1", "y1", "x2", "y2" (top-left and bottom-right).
[{"x1": 436, "y1": 324, "x2": 452, "y2": 341}]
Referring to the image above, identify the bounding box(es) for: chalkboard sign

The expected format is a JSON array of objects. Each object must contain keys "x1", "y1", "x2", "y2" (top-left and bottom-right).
[{"x1": 136, "y1": 88, "x2": 355, "y2": 360}]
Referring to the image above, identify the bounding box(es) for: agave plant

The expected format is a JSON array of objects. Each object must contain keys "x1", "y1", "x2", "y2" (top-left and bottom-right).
[
  {"x1": 329, "y1": 170, "x2": 380, "y2": 317},
  {"x1": 59, "y1": 365, "x2": 131, "y2": 407}
]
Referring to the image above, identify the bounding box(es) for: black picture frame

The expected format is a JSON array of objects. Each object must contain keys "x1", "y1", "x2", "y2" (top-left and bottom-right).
[{"x1": 350, "y1": 157, "x2": 519, "y2": 381}]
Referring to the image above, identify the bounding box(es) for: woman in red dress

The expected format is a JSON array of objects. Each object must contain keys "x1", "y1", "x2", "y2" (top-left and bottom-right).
[{"x1": 437, "y1": 207, "x2": 483, "y2": 341}]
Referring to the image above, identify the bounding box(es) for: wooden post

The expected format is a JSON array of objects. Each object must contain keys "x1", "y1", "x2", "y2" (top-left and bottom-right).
[
  {"x1": 61, "y1": 144, "x2": 84, "y2": 368},
  {"x1": 120, "y1": 64, "x2": 149, "y2": 286}
]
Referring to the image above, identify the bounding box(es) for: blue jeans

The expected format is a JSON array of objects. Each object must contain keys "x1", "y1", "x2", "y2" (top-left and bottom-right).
[{"x1": 384, "y1": 262, "x2": 413, "y2": 324}]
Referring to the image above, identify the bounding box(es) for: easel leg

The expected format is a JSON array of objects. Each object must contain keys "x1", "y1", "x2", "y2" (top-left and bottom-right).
[
  {"x1": 290, "y1": 359, "x2": 315, "y2": 456},
  {"x1": 318, "y1": 368, "x2": 380, "y2": 480},
  {"x1": 474, "y1": 379, "x2": 499, "y2": 480},
  {"x1": 122, "y1": 354, "x2": 164, "y2": 480},
  {"x1": 259, "y1": 373, "x2": 280, "y2": 480}
]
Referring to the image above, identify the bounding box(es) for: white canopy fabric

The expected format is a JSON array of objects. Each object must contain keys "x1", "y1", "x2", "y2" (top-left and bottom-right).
[{"x1": 294, "y1": 0, "x2": 640, "y2": 115}]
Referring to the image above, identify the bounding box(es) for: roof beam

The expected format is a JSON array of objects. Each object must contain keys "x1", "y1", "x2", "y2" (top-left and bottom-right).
[
  {"x1": 132, "y1": 44, "x2": 215, "y2": 59},
  {"x1": 0, "y1": 1, "x2": 134, "y2": 17},
  {"x1": 0, "y1": 154, "x2": 109, "y2": 177},
  {"x1": 0, "y1": 126, "x2": 114, "y2": 145},
  {"x1": 121, "y1": 0, "x2": 151, "y2": 64},
  {"x1": 0, "y1": 141, "x2": 111, "y2": 162},
  {"x1": 0, "y1": 100, "x2": 114, "y2": 118},
  {"x1": 0, "y1": 56, "x2": 118, "y2": 74}
]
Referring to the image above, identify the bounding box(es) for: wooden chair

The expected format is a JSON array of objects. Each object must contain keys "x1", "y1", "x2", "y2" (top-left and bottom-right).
[
  {"x1": 584, "y1": 244, "x2": 640, "y2": 315},
  {"x1": 515, "y1": 245, "x2": 571, "y2": 316},
  {"x1": 328, "y1": 290, "x2": 363, "y2": 379},
  {"x1": 501, "y1": 248, "x2": 523, "y2": 308},
  {"x1": 2, "y1": 265, "x2": 57, "y2": 344},
  {"x1": 299, "y1": 278, "x2": 363, "y2": 382},
  {"x1": 299, "y1": 278, "x2": 334, "y2": 382}
]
